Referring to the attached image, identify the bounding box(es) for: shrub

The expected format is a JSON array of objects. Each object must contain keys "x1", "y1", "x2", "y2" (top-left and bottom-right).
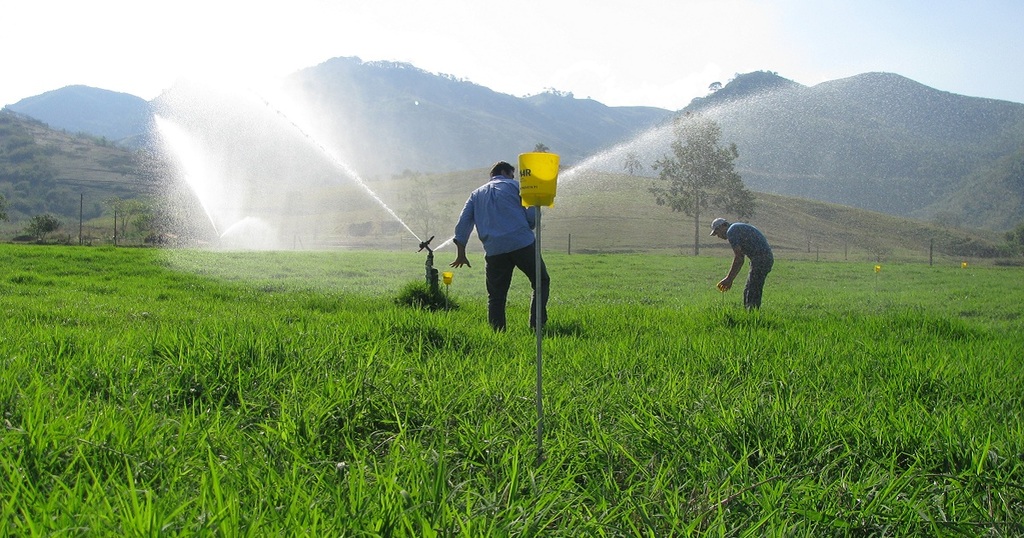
[{"x1": 394, "y1": 281, "x2": 457, "y2": 311}]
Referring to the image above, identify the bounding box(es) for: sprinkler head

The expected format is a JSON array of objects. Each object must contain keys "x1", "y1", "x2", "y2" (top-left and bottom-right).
[{"x1": 418, "y1": 235, "x2": 435, "y2": 253}]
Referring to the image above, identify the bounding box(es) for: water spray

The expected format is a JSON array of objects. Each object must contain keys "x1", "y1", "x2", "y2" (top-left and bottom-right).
[
  {"x1": 433, "y1": 236, "x2": 457, "y2": 251},
  {"x1": 251, "y1": 92, "x2": 423, "y2": 244},
  {"x1": 418, "y1": 235, "x2": 439, "y2": 292},
  {"x1": 153, "y1": 115, "x2": 223, "y2": 239}
]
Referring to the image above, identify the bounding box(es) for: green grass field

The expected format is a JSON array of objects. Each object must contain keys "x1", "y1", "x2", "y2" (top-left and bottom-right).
[{"x1": 1, "y1": 244, "x2": 1022, "y2": 535}]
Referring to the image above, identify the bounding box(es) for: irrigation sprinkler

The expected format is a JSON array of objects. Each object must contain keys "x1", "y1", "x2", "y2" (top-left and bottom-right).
[
  {"x1": 418, "y1": 235, "x2": 439, "y2": 293},
  {"x1": 519, "y1": 151, "x2": 559, "y2": 464}
]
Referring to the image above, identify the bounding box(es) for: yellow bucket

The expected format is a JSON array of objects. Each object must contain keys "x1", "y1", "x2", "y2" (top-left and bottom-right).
[{"x1": 519, "y1": 152, "x2": 559, "y2": 207}]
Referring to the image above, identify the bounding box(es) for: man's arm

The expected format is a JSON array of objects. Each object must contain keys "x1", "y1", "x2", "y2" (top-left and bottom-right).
[
  {"x1": 451, "y1": 194, "x2": 475, "y2": 268},
  {"x1": 718, "y1": 246, "x2": 745, "y2": 290}
]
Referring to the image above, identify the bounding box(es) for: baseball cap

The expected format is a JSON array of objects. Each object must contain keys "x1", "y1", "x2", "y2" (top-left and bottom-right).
[{"x1": 709, "y1": 217, "x2": 728, "y2": 235}]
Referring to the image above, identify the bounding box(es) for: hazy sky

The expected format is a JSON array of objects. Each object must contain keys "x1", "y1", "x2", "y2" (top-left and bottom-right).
[{"x1": 3, "y1": 0, "x2": 1022, "y2": 110}]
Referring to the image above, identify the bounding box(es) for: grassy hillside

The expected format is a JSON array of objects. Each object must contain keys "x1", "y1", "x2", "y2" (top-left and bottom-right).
[
  {"x1": 0, "y1": 110, "x2": 154, "y2": 228},
  {"x1": 925, "y1": 143, "x2": 1024, "y2": 231},
  {"x1": 338, "y1": 168, "x2": 1001, "y2": 262},
  {"x1": 548, "y1": 173, "x2": 998, "y2": 261}
]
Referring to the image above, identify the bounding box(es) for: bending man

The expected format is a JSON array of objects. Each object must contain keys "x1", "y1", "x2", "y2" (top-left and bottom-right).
[{"x1": 710, "y1": 217, "x2": 774, "y2": 309}]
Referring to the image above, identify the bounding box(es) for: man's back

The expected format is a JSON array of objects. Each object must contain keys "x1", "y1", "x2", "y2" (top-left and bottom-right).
[
  {"x1": 726, "y1": 223, "x2": 772, "y2": 259},
  {"x1": 454, "y1": 176, "x2": 536, "y2": 256}
]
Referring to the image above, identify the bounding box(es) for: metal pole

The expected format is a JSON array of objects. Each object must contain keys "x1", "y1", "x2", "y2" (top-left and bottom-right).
[{"x1": 534, "y1": 205, "x2": 544, "y2": 464}]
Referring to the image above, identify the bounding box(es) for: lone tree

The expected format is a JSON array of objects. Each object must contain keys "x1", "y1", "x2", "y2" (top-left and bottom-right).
[
  {"x1": 25, "y1": 213, "x2": 62, "y2": 242},
  {"x1": 650, "y1": 114, "x2": 754, "y2": 255},
  {"x1": 105, "y1": 197, "x2": 149, "y2": 245}
]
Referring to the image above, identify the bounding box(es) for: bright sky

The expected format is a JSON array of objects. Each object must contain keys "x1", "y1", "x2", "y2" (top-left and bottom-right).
[{"x1": 3, "y1": 0, "x2": 1022, "y2": 110}]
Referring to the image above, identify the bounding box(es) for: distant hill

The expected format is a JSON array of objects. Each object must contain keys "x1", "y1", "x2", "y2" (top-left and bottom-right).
[
  {"x1": 681, "y1": 71, "x2": 1024, "y2": 231},
  {"x1": 6, "y1": 85, "x2": 154, "y2": 144}
]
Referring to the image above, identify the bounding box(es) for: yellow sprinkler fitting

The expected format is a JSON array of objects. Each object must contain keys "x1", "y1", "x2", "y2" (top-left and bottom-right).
[{"x1": 519, "y1": 152, "x2": 559, "y2": 207}]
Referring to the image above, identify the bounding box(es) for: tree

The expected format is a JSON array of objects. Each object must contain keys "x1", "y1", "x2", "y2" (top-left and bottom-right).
[
  {"x1": 623, "y1": 152, "x2": 644, "y2": 175},
  {"x1": 401, "y1": 176, "x2": 453, "y2": 240},
  {"x1": 708, "y1": 81, "x2": 723, "y2": 93},
  {"x1": 1006, "y1": 222, "x2": 1024, "y2": 256},
  {"x1": 131, "y1": 201, "x2": 158, "y2": 239},
  {"x1": 25, "y1": 213, "x2": 61, "y2": 242},
  {"x1": 533, "y1": 143, "x2": 550, "y2": 153},
  {"x1": 650, "y1": 114, "x2": 754, "y2": 255},
  {"x1": 105, "y1": 197, "x2": 148, "y2": 244}
]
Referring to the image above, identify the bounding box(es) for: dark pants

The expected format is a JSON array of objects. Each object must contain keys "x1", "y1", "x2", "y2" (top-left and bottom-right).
[
  {"x1": 744, "y1": 253, "x2": 774, "y2": 309},
  {"x1": 485, "y1": 243, "x2": 549, "y2": 331}
]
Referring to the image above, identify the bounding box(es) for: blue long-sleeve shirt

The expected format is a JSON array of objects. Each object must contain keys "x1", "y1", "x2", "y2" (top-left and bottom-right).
[{"x1": 453, "y1": 175, "x2": 536, "y2": 256}]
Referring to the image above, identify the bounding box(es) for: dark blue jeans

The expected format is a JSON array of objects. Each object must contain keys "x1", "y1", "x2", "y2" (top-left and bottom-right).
[
  {"x1": 484, "y1": 243, "x2": 549, "y2": 331},
  {"x1": 744, "y1": 253, "x2": 774, "y2": 309}
]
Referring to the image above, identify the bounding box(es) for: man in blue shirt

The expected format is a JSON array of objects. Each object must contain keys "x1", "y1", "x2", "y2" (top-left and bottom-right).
[
  {"x1": 710, "y1": 217, "x2": 774, "y2": 309},
  {"x1": 451, "y1": 161, "x2": 550, "y2": 331}
]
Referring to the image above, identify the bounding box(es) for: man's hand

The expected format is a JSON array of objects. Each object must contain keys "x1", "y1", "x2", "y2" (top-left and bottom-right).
[
  {"x1": 450, "y1": 254, "x2": 471, "y2": 268},
  {"x1": 717, "y1": 278, "x2": 732, "y2": 292}
]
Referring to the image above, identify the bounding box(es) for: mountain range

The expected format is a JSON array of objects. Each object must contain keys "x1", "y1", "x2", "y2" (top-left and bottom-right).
[{"x1": 3, "y1": 56, "x2": 1023, "y2": 233}]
